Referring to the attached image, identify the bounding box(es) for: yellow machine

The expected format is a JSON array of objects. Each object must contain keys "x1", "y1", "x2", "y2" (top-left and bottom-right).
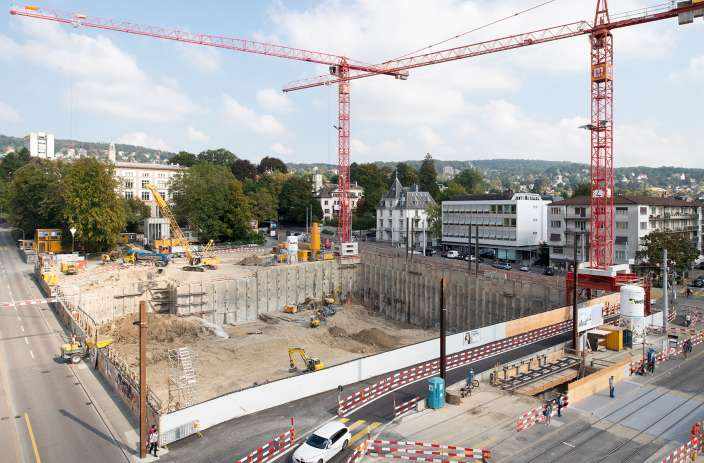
[
  {"x1": 309, "y1": 317, "x2": 321, "y2": 328},
  {"x1": 146, "y1": 184, "x2": 217, "y2": 272},
  {"x1": 60, "y1": 261, "x2": 78, "y2": 275},
  {"x1": 288, "y1": 347, "x2": 324, "y2": 372},
  {"x1": 283, "y1": 304, "x2": 298, "y2": 314},
  {"x1": 200, "y1": 239, "x2": 221, "y2": 269}
]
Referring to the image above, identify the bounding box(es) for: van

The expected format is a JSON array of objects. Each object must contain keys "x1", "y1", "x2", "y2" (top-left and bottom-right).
[{"x1": 446, "y1": 250, "x2": 459, "y2": 259}]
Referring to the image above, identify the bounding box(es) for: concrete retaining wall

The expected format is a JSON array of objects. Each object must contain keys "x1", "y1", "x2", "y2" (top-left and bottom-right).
[{"x1": 568, "y1": 358, "x2": 632, "y2": 403}]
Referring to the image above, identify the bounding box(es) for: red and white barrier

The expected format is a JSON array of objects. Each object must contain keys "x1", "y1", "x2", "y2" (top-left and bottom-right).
[
  {"x1": 367, "y1": 439, "x2": 490, "y2": 461},
  {"x1": 1, "y1": 297, "x2": 57, "y2": 308},
  {"x1": 394, "y1": 396, "x2": 422, "y2": 418},
  {"x1": 347, "y1": 439, "x2": 371, "y2": 463},
  {"x1": 338, "y1": 321, "x2": 570, "y2": 416},
  {"x1": 515, "y1": 395, "x2": 570, "y2": 432},
  {"x1": 660, "y1": 436, "x2": 699, "y2": 463},
  {"x1": 233, "y1": 424, "x2": 295, "y2": 463}
]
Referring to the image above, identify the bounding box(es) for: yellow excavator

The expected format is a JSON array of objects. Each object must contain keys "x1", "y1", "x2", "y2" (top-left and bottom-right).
[
  {"x1": 288, "y1": 347, "x2": 324, "y2": 372},
  {"x1": 147, "y1": 184, "x2": 220, "y2": 272}
]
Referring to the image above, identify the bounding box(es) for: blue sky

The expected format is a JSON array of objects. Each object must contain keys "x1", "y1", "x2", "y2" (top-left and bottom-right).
[{"x1": 0, "y1": 0, "x2": 702, "y2": 167}]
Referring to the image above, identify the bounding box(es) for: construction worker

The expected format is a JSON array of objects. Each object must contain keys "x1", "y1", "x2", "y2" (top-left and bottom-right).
[
  {"x1": 609, "y1": 376, "x2": 615, "y2": 399},
  {"x1": 691, "y1": 421, "x2": 701, "y2": 440},
  {"x1": 556, "y1": 394, "x2": 564, "y2": 417}
]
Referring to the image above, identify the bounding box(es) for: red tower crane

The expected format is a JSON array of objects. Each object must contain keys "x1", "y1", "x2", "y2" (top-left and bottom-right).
[
  {"x1": 9, "y1": 4, "x2": 409, "y2": 248},
  {"x1": 284, "y1": 0, "x2": 702, "y2": 291}
]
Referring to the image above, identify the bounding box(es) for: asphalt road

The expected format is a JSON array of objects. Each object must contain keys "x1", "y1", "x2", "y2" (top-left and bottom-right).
[{"x1": 0, "y1": 227, "x2": 128, "y2": 463}]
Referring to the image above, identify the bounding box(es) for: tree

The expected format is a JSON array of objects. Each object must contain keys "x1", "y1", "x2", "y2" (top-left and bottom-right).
[
  {"x1": 438, "y1": 181, "x2": 467, "y2": 202},
  {"x1": 0, "y1": 147, "x2": 31, "y2": 181},
  {"x1": 231, "y1": 159, "x2": 258, "y2": 182},
  {"x1": 258, "y1": 156, "x2": 288, "y2": 174},
  {"x1": 454, "y1": 168, "x2": 485, "y2": 195},
  {"x1": 395, "y1": 162, "x2": 418, "y2": 187},
  {"x1": 62, "y1": 159, "x2": 126, "y2": 252},
  {"x1": 636, "y1": 230, "x2": 699, "y2": 275},
  {"x1": 6, "y1": 160, "x2": 65, "y2": 236},
  {"x1": 244, "y1": 180, "x2": 278, "y2": 222},
  {"x1": 123, "y1": 197, "x2": 150, "y2": 233},
  {"x1": 426, "y1": 202, "x2": 442, "y2": 241},
  {"x1": 278, "y1": 175, "x2": 321, "y2": 225},
  {"x1": 571, "y1": 182, "x2": 591, "y2": 198},
  {"x1": 350, "y1": 162, "x2": 392, "y2": 226},
  {"x1": 419, "y1": 153, "x2": 439, "y2": 199},
  {"x1": 169, "y1": 151, "x2": 197, "y2": 167},
  {"x1": 531, "y1": 177, "x2": 548, "y2": 194},
  {"x1": 171, "y1": 163, "x2": 254, "y2": 242},
  {"x1": 197, "y1": 148, "x2": 237, "y2": 166}
]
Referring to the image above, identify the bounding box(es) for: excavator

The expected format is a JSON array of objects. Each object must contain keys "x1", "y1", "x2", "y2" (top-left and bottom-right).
[
  {"x1": 147, "y1": 184, "x2": 220, "y2": 272},
  {"x1": 288, "y1": 347, "x2": 324, "y2": 372}
]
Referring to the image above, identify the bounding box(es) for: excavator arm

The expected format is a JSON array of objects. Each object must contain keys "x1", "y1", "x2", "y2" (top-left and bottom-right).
[{"x1": 146, "y1": 184, "x2": 197, "y2": 264}]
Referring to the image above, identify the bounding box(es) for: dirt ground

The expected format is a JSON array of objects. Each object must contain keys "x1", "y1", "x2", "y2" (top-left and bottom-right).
[{"x1": 103, "y1": 304, "x2": 435, "y2": 406}]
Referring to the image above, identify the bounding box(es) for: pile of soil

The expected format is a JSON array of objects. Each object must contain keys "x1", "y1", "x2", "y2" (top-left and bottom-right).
[
  {"x1": 350, "y1": 328, "x2": 399, "y2": 349},
  {"x1": 328, "y1": 326, "x2": 348, "y2": 337},
  {"x1": 104, "y1": 313, "x2": 210, "y2": 344}
]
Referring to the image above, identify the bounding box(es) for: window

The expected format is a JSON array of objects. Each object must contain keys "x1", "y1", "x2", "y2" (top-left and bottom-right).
[
  {"x1": 615, "y1": 250, "x2": 626, "y2": 261},
  {"x1": 124, "y1": 191, "x2": 133, "y2": 199},
  {"x1": 551, "y1": 207, "x2": 561, "y2": 215},
  {"x1": 640, "y1": 207, "x2": 648, "y2": 215},
  {"x1": 510, "y1": 205, "x2": 516, "y2": 214},
  {"x1": 550, "y1": 221, "x2": 562, "y2": 228},
  {"x1": 490, "y1": 205, "x2": 497, "y2": 213},
  {"x1": 124, "y1": 180, "x2": 133, "y2": 189},
  {"x1": 141, "y1": 180, "x2": 150, "y2": 189},
  {"x1": 511, "y1": 218, "x2": 516, "y2": 227},
  {"x1": 575, "y1": 207, "x2": 587, "y2": 217},
  {"x1": 616, "y1": 207, "x2": 628, "y2": 215},
  {"x1": 142, "y1": 172, "x2": 150, "y2": 178},
  {"x1": 141, "y1": 191, "x2": 150, "y2": 201},
  {"x1": 550, "y1": 233, "x2": 561, "y2": 242},
  {"x1": 616, "y1": 222, "x2": 628, "y2": 230},
  {"x1": 615, "y1": 236, "x2": 628, "y2": 245},
  {"x1": 552, "y1": 247, "x2": 564, "y2": 255},
  {"x1": 323, "y1": 200, "x2": 329, "y2": 206},
  {"x1": 640, "y1": 222, "x2": 648, "y2": 230}
]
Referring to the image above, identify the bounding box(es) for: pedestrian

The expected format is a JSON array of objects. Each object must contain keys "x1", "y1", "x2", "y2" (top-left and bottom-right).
[
  {"x1": 686, "y1": 312, "x2": 692, "y2": 327},
  {"x1": 147, "y1": 425, "x2": 159, "y2": 457},
  {"x1": 556, "y1": 394, "x2": 564, "y2": 417},
  {"x1": 687, "y1": 287, "x2": 693, "y2": 298},
  {"x1": 691, "y1": 421, "x2": 701, "y2": 440},
  {"x1": 609, "y1": 376, "x2": 615, "y2": 399},
  {"x1": 544, "y1": 401, "x2": 553, "y2": 426}
]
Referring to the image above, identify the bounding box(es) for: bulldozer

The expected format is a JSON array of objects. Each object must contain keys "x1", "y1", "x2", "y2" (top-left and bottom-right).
[{"x1": 288, "y1": 347, "x2": 324, "y2": 372}]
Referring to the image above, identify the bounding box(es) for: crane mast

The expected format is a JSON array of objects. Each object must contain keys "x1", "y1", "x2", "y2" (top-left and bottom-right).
[{"x1": 145, "y1": 184, "x2": 196, "y2": 263}]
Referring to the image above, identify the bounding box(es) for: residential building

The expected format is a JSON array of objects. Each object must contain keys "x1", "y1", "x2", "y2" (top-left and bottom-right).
[
  {"x1": 24, "y1": 132, "x2": 55, "y2": 160},
  {"x1": 547, "y1": 195, "x2": 703, "y2": 269},
  {"x1": 376, "y1": 177, "x2": 436, "y2": 247},
  {"x1": 113, "y1": 161, "x2": 185, "y2": 217},
  {"x1": 318, "y1": 182, "x2": 364, "y2": 221},
  {"x1": 441, "y1": 192, "x2": 549, "y2": 262},
  {"x1": 107, "y1": 142, "x2": 116, "y2": 163}
]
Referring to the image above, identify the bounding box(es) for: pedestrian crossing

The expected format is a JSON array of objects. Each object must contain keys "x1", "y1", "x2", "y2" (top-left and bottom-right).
[{"x1": 339, "y1": 418, "x2": 382, "y2": 443}]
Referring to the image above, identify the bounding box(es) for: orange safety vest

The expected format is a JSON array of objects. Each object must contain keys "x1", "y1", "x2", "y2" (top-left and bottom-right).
[{"x1": 691, "y1": 423, "x2": 701, "y2": 437}]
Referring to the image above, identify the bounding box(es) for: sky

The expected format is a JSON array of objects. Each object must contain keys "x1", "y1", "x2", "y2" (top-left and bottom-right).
[{"x1": 0, "y1": 0, "x2": 702, "y2": 168}]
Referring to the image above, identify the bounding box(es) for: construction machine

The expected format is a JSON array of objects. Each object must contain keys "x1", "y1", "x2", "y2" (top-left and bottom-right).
[
  {"x1": 60, "y1": 261, "x2": 78, "y2": 275},
  {"x1": 60, "y1": 334, "x2": 113, "y2": 364},
  {"x1": 288, "y1": 347, "x2": 324, "y2": 372},
  {"x1": 146, "y1": 184, "x2": 217, "y2": 272}
]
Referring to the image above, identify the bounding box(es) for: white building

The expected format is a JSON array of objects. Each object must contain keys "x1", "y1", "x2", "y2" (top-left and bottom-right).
[
  {"x1": 376, "y1": 177, "x2": 436, "y2": 247},
  {"x1": 24, "y1": 132, "x2": 55, "y2": 160},
  {"x1": 318, "y1": 182, "x2": 364, "y2": 221},
  {"x1": 113, "y1": 161, "x2": 185, "y2": 217},
  {"x1": 107, "y1": 142, "x2": 117, "y2": 163},
  {"x1": 547, "y1": 195, "x2": 703, "y2": 269},
  {"x1": 441, "y1": 192, "x2": 550, "y2": 262}
]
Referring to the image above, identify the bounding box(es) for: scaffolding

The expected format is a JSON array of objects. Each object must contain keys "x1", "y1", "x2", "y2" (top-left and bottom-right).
[{"x1": 167, "y1": 347, "x2": 198, "y2": 411}]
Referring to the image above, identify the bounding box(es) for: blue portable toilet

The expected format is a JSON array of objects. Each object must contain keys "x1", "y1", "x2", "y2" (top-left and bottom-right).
[{"x1": 427, "y1": 377, "x2": 445, "y2": 409}]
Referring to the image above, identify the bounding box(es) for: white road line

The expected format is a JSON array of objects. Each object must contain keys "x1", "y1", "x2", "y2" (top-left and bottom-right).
[
  {"x1": 16, "y1": 315, "x2": 20, "y2": 321},
  {"x1": 24, "y1": 337, "x2": 28, "y2": 345},
  {"x1": 20, "y1": 325, "x2": 24, "y2": 333},
  {"x1": 29, "y1": 350, "x2": 34, "y2": 359}
]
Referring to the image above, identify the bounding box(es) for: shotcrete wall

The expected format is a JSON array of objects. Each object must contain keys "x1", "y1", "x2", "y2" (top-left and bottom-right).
[{"x1": 356, "y1": 253, "x2": 565, "y2": 331}]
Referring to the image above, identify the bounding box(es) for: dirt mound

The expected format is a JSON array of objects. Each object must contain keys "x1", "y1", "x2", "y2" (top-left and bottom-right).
[
  {"x1": 104, "y1": 313, "x2": 210, "y2": 344},
  {"x1": 328, "y1": 326, "x2": 348, "y2": 337},
  {"x1": 350, "y1": 328, "x2": 399, "y2": 349}
]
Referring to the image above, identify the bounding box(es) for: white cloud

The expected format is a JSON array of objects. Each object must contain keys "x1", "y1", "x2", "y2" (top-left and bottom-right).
[
  {"x1": 669, "y1": 55, "x2": 704, "y2": 82},
  {"x1": 187, "y1": 126, "x2": 209, "y2": 143},
  {"x1": 417, "y1": 126, "x2": 443, "y2": 148},
  {"x1": 0, "y1": 21, "x2": 196, "y2": 122},
  {"x1": 350, "y1": 138, "x2": 370, "y2": 154},
  {"x1": 0, "y1": 101, "x2": 21, "y2": 123},
  {"x1": 116, "y1": 132, "x2": 171, "y2": 151},
  {"x1": 270, "y1": 142, "x2": 292, "y2": 156},
  {"x1": 256, "y1": 88, "x2": 294, "y2": 113},
  {"x1": 180, "y1": 45, "x2": 221, "y2": 73},
  {"x1": 223, "y1": 94, "x2": 287, "y2": 136}
]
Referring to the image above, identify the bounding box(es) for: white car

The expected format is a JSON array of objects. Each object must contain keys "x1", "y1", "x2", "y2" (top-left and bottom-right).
[
  {"x1": 292, "y1": 421, "x2": 351, "y2": 463},
  {"x1": 446, "y1": 250, "x2": 459, "y2": 259}
]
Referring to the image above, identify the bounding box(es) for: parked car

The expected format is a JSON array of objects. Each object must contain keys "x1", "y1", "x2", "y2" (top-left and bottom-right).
[
  {"x1": 292, "y1": 421, "x2": 351, "y2": 463},
  {"x1": 464, "y1": 255, "x2": 476, "y2": 262},
  {"x1": 425, "y1": 248, "x2": 437, "y2": 256},
  {"x1": 519, "y1": 265, "x2": 530, "y2": 272},
  {"x1": 445, "y1": 250, "x2": 459, "y2": 259},
  {"x1": 543, "y1": 267, "x2": 555, "y2": 276},
  {"x1": 692, "y1": 276, "x2": 704, "y2": 288},
  {"x1": 493, "y1": 262, "x2": 512, "y2": 270},
  {"x1": 696, "y1": 261, "x2": 704, "y2": 270}
]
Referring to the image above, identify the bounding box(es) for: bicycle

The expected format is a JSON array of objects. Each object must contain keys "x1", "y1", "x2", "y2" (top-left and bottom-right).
[{"x1": 460, "y1": 379, "x2": 480, "y2": 398}]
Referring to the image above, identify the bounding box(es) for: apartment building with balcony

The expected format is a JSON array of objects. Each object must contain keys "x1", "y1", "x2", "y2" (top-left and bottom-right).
[
  {"x1": 376, "y1": 177, "x2": 435, "y2": 246},
  {"x1": 441, "y1": 192, "x2": 550, "y2": 262},
  {"x1": 547, "y1": 195, "x2": 703, "y2": 269}
]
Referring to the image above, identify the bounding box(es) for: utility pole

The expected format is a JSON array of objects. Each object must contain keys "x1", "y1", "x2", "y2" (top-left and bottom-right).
[
  {"x1": 406, "y1": 218, "x2": 410, "y2": 261},
  {"x1": 440, "y1": 277, "x2": 447, "y2": 383},
  {"x1": 573, "y1": 232, "x2": 580, "y2": 352},
  {"x1": 136, "y1": 300, "x2": 148, "y2": 459},
  {"x1": 663, "y1": 248, "x2": 669, "y2": 333},
  {"x1": 467, "y1": 223, "x2": 472, "y2": 273},
  {"x1": 410, "y1": 219, "x2": 415, "y2": 263},
  {"x1": 475, "y1": 225, "x2": 479, "y2": 277}
]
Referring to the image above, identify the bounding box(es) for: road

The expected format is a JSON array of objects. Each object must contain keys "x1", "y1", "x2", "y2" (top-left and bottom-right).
[
  {"x1": 0, "y1": 227, "x2": 129, "y2": 463},
  {"x1": 162, "y1": 324, "x2": 570, "y2": 462}
]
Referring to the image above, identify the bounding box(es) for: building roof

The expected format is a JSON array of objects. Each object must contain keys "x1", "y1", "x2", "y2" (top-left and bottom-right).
[
  {"x1": 317, "y1": 182, "x2": 362, "y2": 198},
  {"x1": 550, "y1": 195, "x2": 703, "y2": 207},
  {"x1": 378, "y1": 177, "x2": 436, "y2": 209}
]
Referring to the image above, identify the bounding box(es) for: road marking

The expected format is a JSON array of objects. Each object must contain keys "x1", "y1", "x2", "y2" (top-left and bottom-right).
[
  {"x1": 24, "y1": 337, "x2": 28, "y2": 345},
  {"x1": 346, "y1": 420, "x2": 366, "y2": 432},
  {"x1": 350, "y1": 422, "x2": 381, "y2": 443},
  {"x1": 339, "y1": 418, "x2": 350, "y2": 423},
  {"x1": 20, "y1": 325, "x2": 24, "y2": 332},
  {"x1": 24, "y1": 413, "x2": 42, "y2": 463},
  {"x1": 29, "y1": 350, "x2": 34, "y2": 359},
  {"x1": 562, "y1": 441, "x2": 576, "y2": 448}
]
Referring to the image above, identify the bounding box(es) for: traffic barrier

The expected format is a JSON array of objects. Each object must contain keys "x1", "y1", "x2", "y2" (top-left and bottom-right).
[
  {"x1": 233, "y1": 423, "x2": 295, "y2": 463},
  {"x1": 0, "y1": 297, "x2": 57, "y2": 308},
  {"x1": 338, "y1": 321, "x2": 570, "y2": 416},
  {"x1": 394, "y1": 396, "x2": 422, "y2": 418},
  {"x1": 660, "y1": 436, "x2": 699, "y2": 462},
  {"x1": 515, "y1": 395, "x2": 570, "y2": 432},
  {"x1": 347, "y1": 439, "x2": 371, "y2": 463},
  {"x1": 630, "y1": 328, "x2": 704, "y2": 374},
  {"x1": 367, "y1": 439, "x2": 490, "y2": 461}
]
